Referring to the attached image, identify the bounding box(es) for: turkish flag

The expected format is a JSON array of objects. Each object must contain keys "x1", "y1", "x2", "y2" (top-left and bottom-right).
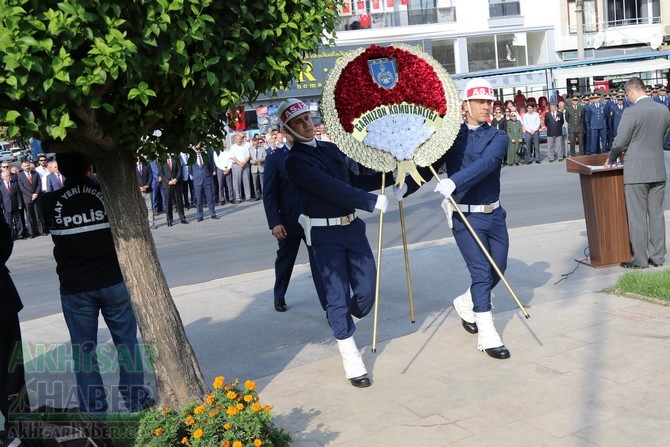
[
  {"x1": 356, "y1": 1, "x2": 366, "y2": 13},
  {"x1": 341, "y1": 1, "x2": 351, "y2": 14},
  {"x1": 401, "y1": 0, "x2": 408, "y2": 4},
  {"x1": 386, "y1": 0, "x2": 394, "y2": 6},
  {"x1": 371, "y1": 0, "x2": 382, "y2": 12},
  {"x1": 360, "y1": 13, "x2": 371, "y2": 28}
]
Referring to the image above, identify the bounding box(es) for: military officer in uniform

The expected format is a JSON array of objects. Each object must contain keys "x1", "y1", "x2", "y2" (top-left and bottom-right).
[
  {"x1": 585, "y1": 93, "x2": 608, "y2": 154},
  {"x1": 282, "y1": 98, "x2": 388, "y2": 388},
  {"x1": 565, "y1": 94, "x2": 585, "y2": 157}
]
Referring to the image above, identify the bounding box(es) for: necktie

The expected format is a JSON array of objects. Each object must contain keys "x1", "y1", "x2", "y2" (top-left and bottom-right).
[
  {"x1": 26, "y1": 172, "x2": 32, "y2": 183},
  {"x1": 198, "y1": 154, "x2": 203, "y2": 168},
  {"x1": 5, "y1": 181, "x2": 9, "y2": 193},
  {"x1": 138, "y1": 163, "x2": 142, "y2": 175},
  {"x1": 553, "y1": 112, "x2": 556, "y2": 119},
  {"x1": 168, "y1": 159, "x2": 172, "y2": 170},
  {"x1": 57, "y1": 174, "x2": 62, "y2": 186}
]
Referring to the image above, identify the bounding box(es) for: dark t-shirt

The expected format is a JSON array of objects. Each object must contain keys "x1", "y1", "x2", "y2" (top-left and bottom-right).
[{"x1": 40, "y1": 178, "x2": 123, "y2": 294}]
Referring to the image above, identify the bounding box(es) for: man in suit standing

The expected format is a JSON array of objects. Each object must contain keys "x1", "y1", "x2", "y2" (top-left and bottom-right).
[
  {"x1": 262, "y1": 133, "x2": 327, "y2": 313},
  {"x1": 46, "y1": 160, "x2": 66, "y2": 192},
  {"x1": 249, "y1": 136, "x2": 266, "y2": 200},
  {"x1": 159, "y1": 154, "x2": 189, "y2": 227},
  {"x1": 16, "y1": 161, "x2": 41, "y2": 238},
  {"x1": 0, "y1": 170, "x2": 23, "y2": 240},
  {"x1": 135, "y1": 157, "x2": 156, "y2": 229},
  {"x1": 605, "y1": 76, "x2": 670, "y2": 269},
  {"x1": 545, "y1": 101, "x2": 564, "y2": 162},
  {"x1": 190, "y1": 144, "x2": 219, "y2": 222}
]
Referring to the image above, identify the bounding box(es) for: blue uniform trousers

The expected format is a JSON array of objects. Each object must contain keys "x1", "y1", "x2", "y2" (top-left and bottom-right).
[
  {"x1": 587, "y1": 127, "x2": 608, "y2": 154},
  {"x1": 452, "y1": 208, "x2": 509, "y2": 313},
  {"x1": 274, "y1": 233, "x2": 328, "y2": 311},
  {"x1": 310, "y1": 218, "x2": 376, "y2": 340}
]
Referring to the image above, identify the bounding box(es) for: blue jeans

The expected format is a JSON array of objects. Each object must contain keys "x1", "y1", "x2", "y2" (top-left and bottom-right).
[
  {"x1": 61, "y1": 282, "x2": 152, "y2": 413},
  {"x1": 524, "y1": 132, "x2": 540, "y2": 162}
]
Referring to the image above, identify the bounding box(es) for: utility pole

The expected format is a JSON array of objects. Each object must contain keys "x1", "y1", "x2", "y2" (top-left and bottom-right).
[{"x1": 575, "y1": 0, "x2": 585, "y2": 59}]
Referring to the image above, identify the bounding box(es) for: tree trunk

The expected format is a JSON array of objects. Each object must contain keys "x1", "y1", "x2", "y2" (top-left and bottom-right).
[{"x1": 94, "y1": 149, "x2": 208, "y2": 409}]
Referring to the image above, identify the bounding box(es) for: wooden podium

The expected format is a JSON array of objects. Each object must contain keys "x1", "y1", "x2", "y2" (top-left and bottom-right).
[{"x1": 566, "y1": 154, "x2": 632, "y2": 267}]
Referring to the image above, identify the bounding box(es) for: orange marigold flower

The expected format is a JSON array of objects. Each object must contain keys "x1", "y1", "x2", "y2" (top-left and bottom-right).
[
  {"x1": 223, "y1": 422, "x2": 231, "y2": 430},
  {"x1": 244, "y1": 380, "x2": 256, "y2": 391},
  {"x1": 226, "y1": 391, "x2": 237, "y2": 400},
  {"x1": 163, "y1": 407, "x2": 170, "y2": 414},
  {"x1": 213, "y1": 376, "x2": 225, "y2": 389},
  {"x1": 226, "y1": 406, "x2": 238, "y2": 416},
  {"x1": 236, "y1": 403, "x2": 244, "y2": 410},
  {"x1": 206, "y1": 394, "x2": 216, "y2": 404},
  {"x1": 233, "y1": 441, "x2": 243, "y2": 447},
  {"x1": 263, "y1": 405, "x2": 272, "y2": 412},
  {"x1": 185, "y1": 415, "x2": 195, "y2": 425},
  {"x1": 181, "y1": 436, "x2": 189, "y2": 444},
  {"x1": 243, "y1": 394, "x2": 253, "y2": 403},
  {"x1": 209, "y1": 410, "x2": 217, "y2": 417},
  {"x1": 222, "y1": 442, "x2": 230, "y2": 447},
  {"x1": 194, "y1": 404, "x2": 206, "y2": 415},
  {"x1": 193, "y1": 428, "x2": 204, "y2": 439},
  {"x1": 251, "y1": 403, "x2": 262, "y2": 412},
  {"x1": 254, "y1": 439, "x2": 263, "y2": 447},
  {"x1": 216, "y1": 404, "x2": 223, "y2": 410},
  {"x1": 154, "y1": 427, "x2": 164, "y2": 436}
]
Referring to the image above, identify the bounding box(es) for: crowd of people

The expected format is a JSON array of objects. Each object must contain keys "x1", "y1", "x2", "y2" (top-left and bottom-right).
[{"x1": 484, "y1": 83, "x2": 670, "y2": 167}]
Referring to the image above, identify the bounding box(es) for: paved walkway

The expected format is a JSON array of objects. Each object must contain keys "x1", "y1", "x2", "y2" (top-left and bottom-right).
[{"x1": 16, "y1": 213, "x2": 670, "y2": 446}]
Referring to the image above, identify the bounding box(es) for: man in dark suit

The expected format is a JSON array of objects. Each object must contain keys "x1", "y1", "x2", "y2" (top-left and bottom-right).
[
  {"x1": 606, "y1": 76, "x2": 670, "y2": 269},
  {"x1": 46, "y1": 160, "x2": 66, "y2": 192},
  {"x1": 1, "y1": 216, "x2": 29, "y2": 439},
  {"x1": 135, "y1": 157, "x2": 155, "y2": 229},
  {"x1": 190, "y1": 145, "x2": 218, "y2": 222},
  {"x1": 16, "y1": 161, "x2": 41, "y2": 238},
  {"x1": 262, "y1": 133, "x2": 326, "y2": 313},
  {"x1": 0, "y1": 170, "x2": 23, "y2": 240},
  {"x1": 545, "y1": 101, "x2": 564, "y2": 162},
  {"x1": 159, "y1": 154, "x2": 188, "y2": 227}
]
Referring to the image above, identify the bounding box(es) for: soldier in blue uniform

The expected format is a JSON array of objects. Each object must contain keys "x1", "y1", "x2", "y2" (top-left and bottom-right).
[
  {"x1": 654, "y1": 85, "x2": 670, "y2": 109},
  {"x1": 409, "y1": 79, "x2": 512, "y2": 359},
  {"x1": 607, "y1": 93, "x2": 627, "y2": 148},
  {"x1": 585, "y1": 93, "x2": 608, "y2": 154},
  {"x1": 281, "y1": 99, "x2": 389, "y2": 388}
]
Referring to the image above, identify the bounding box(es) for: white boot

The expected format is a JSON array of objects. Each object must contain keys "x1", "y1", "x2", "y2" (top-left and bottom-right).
[
  {"x1": 337, "y1": 336, "x2": 371, "y2": 387},
  {"x1": 474, "y1": 311, "x2": 510, "y2": 359},
  {"x1": 453, "y1": 288, "x2": 478, "y2": 334}
]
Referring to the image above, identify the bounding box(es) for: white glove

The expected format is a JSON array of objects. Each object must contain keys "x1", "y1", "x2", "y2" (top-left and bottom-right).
[
  {"x1": 440, "y1": 199, "x2": 454, "y2": 229},
  {"x1": 393, "y1": 183, "x2": 408, "y2": 201},
  {"x1": 433, "y1": 178, "x2": 456, "y2": 198},
  {"x1": 375, "y1": 195, "x2": 389, "y2": 213}
]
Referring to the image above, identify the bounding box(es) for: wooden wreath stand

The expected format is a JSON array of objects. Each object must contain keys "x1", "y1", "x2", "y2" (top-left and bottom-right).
[{"x1": 566, "y1": 154, "x2": 632, "y2": 267}]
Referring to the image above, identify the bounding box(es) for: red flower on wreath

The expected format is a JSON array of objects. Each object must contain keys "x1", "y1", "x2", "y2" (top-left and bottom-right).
[{"x1": 334, "y1": 45, "x2": 447, "y2": 133}]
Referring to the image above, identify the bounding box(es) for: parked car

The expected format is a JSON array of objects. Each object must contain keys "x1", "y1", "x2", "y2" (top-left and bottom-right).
[{"x1": 0, "y1": 150, "x2": 17, "y2": 162}]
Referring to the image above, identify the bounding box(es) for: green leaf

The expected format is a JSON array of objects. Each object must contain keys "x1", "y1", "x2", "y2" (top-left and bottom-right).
[{"x1": 5, "y1": 110, "x2": 21, "y2": 123}]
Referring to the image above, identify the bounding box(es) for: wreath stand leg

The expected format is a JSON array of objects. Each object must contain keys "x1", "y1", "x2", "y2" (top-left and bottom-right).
[
  {"x1": 372, "y1": 173, "x2": 386, "y2": 353},
  {"x1": 398, "y1": 201, "x2": 416, "y2": 323},
  {"x1": 428, "y1": 166, "x2": 530, "y2": 319}
]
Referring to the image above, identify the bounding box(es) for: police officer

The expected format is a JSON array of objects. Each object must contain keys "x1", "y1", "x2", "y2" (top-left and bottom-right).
[
  {"x1": 418, "y1": 79, "x2": 511, "y2": 359},
  {"x1": 281, "y1": 99, "x2": 388, "y2": 388}
]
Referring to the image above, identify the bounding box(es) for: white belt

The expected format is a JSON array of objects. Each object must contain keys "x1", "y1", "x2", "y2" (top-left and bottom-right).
[
  {"x1": 456, "y1": 200, "x2": 500, "y2": 214},
  {"x1": 310, "y1": 213, "x2": 356, "y2": 227}
]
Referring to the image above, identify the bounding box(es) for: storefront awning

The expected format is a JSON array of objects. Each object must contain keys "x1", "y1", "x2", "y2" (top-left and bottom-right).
[{"x1": 552, "y1": 57, "x2": 670, "y2": 82}]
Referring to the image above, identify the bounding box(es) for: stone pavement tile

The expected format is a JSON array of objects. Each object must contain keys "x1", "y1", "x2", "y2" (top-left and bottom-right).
[
  {"x1": 579, "y1": 347, "x2": 670, "y2": 384},
  {"x1": 525, "y1": 403, "x2": 622, "y2": 439},
  {"x1": 543, "y1": 436, "x2": 599, "y2": 447},
  {"x1": 335, "y1": 414, "x2": 471, "y2": 447},
  {"x1": 575, "y1": 410, "x2": 670, "y2": 447},
  {"x1": 600, "y1": 371, "x2": 670, "y2": 412},
  {"x1": 447, "y1": 420, "x2": 557, "y2": 446}
]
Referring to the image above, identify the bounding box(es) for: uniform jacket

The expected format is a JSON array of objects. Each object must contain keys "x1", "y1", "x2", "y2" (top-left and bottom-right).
[
  {"x1": 585, "y1": 103, "x2": 607, "y2": 130},
  {"x1": 39, "y1": 177, "x2": 123, "y2": 294},
  {"x1": 1, "y1": 216, "x2": 23, "y2": 320},
  {"x1": 565, "y1": 103, "x2": 585, "y2": 133},
  {"x1": 609, "y1": 97, "x2": 670, "y2": 184},
  {"x1": 284, "y1": 140, "x2": 382, "y2": 218},
  {"x1": 262, "y1": 148, "x2": 302, "y2": 236}
]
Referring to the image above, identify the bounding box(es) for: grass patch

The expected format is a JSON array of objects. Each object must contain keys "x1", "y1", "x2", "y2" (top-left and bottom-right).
[
  {"x1": 104, "y1": 412, "x2": 143, "y2": 447},
  {"x1": 606, "y1": 268, "x2": 670, "y2": 304}
]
